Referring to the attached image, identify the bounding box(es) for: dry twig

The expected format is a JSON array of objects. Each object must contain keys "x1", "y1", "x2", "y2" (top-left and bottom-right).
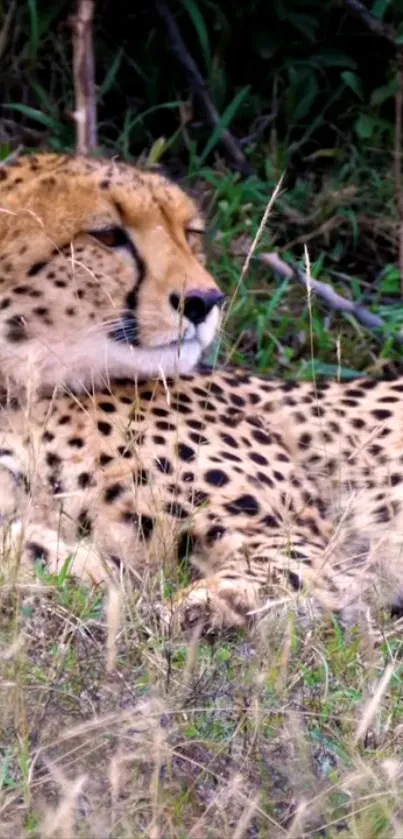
[
  {"x1": 395, "y1": 54, "x2": 403, "y2": 294},
  {"x1": 278, "y1": 216, "x2": 344, "y2": 254},
  {"x1": 337, "y1": 0, "x2": 398, "y2": 46},
  {"x1": 155, "y1": 0, "x2": 253, "y2": 175},
  {"x1": 0, "y1": 0, "x2": 16, "y2": 62},
  {"x1": 69, "y1": 0, "x2": 97, "y2": 155},
  {"x1": 258, "y1": 251, "x2": 403, "y2": 343}
]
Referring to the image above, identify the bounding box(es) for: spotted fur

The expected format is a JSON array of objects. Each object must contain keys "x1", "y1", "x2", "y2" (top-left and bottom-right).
[{"x1": 0, "y1": 153, "x2": 402, "y2": 633}]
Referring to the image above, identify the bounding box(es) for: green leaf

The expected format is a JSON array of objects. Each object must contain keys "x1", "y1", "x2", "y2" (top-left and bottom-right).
[
  {"x1": 379, "y1": 265, "x2": 400, "y2": 295},
  {"x1": 313, "y1": 48, "x2": 357, "y2": 69},
  {"x1": 56, "y1": 555, "x2": 74, "y2": 586},
  {"x1": 286, "y1": 12, "x2": 319, "y2": 42},
  {"x1": 27, "y1": 0, "x2": 39, "y2": 59},
  {"x1": 30, "y1": 82, "x2": 57, "y2": 116},
  {"x1": 354, "y1": 113, "x2": 376, "y2": 139},
  {"x1": 341, "y1": 71, "x2": 364, "y2": 100},
  {"x1": 2, "y1": 104, "x2": 61, "y2": 131},
  {"x1": 371, "y1": 0, "x2": 392, "y2": 19},
  {"x1": 146, "y1": 137, "x2": 169, "y2": 165},
  {"x1": 293, "y1": 75, "x2": 318, "y2": 122},
  {"x1": 260, "y1": 279, "x2": 289, "y2": 319},
  {"x1": 299, "y1": 360, "x2": 364, "y2": 380},
  {"x1": 99, "y1": 49, "x2": 123, "y2": 97},
  {"x1": 180, "y1": 0, "x2": 211, "y2": 72},
  {"x1": 118, "y1": 102, "x2": 183, "y2": 158},
  {"x1": 354, "y1": 113, "x2": 391, "y2": 138},
  {"x1": 37, "y1": 0, "x2": 67, "y2": 39},
  {"x1": 199, "y1": 86, "x2": 250, "y2": 164},
  {"x1": 370, "y1": 77, "x2": 399, "y2": 106}
]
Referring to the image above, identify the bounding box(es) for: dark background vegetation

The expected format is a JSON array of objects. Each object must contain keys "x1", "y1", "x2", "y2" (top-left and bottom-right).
[{"x1": 1, "y1": 0, "x2": 403, "y2": 378}]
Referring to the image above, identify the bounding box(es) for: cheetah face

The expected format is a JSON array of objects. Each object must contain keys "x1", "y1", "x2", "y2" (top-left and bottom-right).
[{"x1": 0, "y1": 154, "x2": 225, "y2": 394}]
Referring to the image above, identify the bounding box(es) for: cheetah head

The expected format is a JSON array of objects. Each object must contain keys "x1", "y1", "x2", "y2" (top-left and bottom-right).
[{"x1": 0, "y1": 153, "x2": 224, "y2": 395}]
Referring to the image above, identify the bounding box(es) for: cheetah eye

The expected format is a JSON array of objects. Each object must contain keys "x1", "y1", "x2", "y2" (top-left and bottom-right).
[
  {"x1": 89, "y1": 227, "x2": 130, "y2": 248},
  {"x1": 185, "y1": 227, "x2": 204, "y2": 242}
]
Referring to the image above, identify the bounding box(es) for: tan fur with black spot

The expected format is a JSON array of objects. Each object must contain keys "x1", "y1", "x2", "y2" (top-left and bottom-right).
[{"x1": 0, "y1": 153, "x2": 403, "y2": 634}]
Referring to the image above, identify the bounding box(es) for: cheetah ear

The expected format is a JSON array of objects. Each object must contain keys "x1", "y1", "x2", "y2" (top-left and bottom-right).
[
  {"x1": 0, "y1": 174, "x2": 98, "y2": 248},
  {"x1": 0, "y1": 171, "x2": 63, "y2": 244}
]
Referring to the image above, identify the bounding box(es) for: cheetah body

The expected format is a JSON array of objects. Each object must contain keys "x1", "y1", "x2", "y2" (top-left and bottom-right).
[{"x1": 0, "y1": 153, "x2": 402, "y2": 630}]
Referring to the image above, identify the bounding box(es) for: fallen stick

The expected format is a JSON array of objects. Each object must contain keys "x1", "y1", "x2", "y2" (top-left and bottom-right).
[{"x1": 258, "y1": 251, "x2": 403, "y2": 344}]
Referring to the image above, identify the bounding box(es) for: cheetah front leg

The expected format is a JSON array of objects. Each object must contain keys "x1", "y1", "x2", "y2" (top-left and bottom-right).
[
  {"x1": 162, "y1": 528, "x2": 324, "y2": 635},
  {"x1": 0, "y1": 449, "x2": 111, "y2": 586},
  {"x1": 0, "y1": 458, "x2": 27, "y2": 524},
  {"x1": 165, "y1": 572, "x2": 262, "y2": 634},
  {"x1": 3, "y1": 519, "x2": 113, "y2": 585}
]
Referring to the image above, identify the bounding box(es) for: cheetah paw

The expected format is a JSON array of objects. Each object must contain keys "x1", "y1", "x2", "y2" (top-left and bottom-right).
[{"x1": 159, "y1": 584, "x2": 248, "y2": 637}]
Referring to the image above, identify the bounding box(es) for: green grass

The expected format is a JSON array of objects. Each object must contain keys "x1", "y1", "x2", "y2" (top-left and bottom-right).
[{"x1": 184, "y1": 159, "x2": 401, "y2": 384}]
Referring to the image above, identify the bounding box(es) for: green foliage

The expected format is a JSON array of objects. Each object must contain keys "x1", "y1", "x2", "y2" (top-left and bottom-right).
[
  {"x1": 0, "y1": 0, "x2": 401, "y2": 168},
  {"x1": 192, "y1": 158, "x2": 401, "y2": 380}
]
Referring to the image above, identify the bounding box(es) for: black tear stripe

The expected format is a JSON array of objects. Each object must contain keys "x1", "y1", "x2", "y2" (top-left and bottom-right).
[
  {"x1": 111, "y1": 237, "x2": 146, "y2": 347},
  {"x1": 52, "y1": 229, "x2": 146, "y2": 348}
]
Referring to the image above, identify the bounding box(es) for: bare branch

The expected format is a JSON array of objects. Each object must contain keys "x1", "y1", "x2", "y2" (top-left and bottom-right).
[
  {"x1": 70, "y1": 0, "x2": 97, "y2": 155},
  {"x1": 155, "y1": 0, "x2": 253, "y2": 175},
  {"x1": 0, "y1": 0, "x2": 17, "y2": 63},
  {"x1": 337, "y1": 0, "x2": 398, "y2": 47},
  {"x1": 258, "y1": 251, "x2": 403, "y2": 343},
  {"x1": 395, "y1": 54, "x2": 403, "y2": 295}
]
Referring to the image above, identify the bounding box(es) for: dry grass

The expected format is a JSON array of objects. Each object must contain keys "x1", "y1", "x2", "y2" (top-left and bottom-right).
[{"x1": 1, "y1": 569, "x2": 403, "y2": 838}]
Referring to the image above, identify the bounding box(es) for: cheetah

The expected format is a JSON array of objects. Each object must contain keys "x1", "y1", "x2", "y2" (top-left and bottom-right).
[{"x1": 0, "y1": 151, "x2": 402, "y2": 633}]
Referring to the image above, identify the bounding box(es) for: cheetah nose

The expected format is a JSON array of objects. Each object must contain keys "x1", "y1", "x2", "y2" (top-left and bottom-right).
[{"x1": 170, "y1": 289, "x2": 226, "y2": 326}]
